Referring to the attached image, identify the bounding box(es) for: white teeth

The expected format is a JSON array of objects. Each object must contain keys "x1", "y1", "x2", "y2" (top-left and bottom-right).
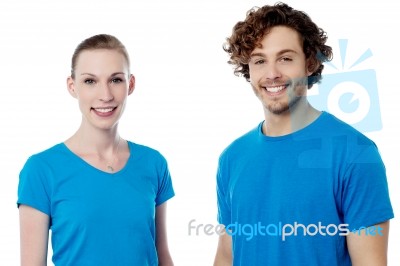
[
  {"x1": 265, "y1": 85, "x2": 285, "y2": 93},
  {"x1": 95, "y1": 108, "x2": 114, "y2": 113}
]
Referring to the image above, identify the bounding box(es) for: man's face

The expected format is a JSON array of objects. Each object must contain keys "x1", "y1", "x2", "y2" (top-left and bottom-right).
[{"x1": 248, "y1": 26, "x2": 312, "y2": 115}]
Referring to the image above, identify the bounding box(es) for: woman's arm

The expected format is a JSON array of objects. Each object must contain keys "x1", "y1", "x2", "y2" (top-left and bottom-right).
[
  {"x1": 19, "y1": 204, "x2": 50, "y2": 266},
  {"x1": 155, "y1": 203, "x2": 174, "y2": 266}
]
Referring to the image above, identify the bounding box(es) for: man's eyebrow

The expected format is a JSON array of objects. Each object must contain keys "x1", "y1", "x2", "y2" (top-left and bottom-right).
[
  {"x1": 277, "y1": 49, "x2": 298, "y2": 56},
  {"x1": 250, "y1": 49, "x2": 298, "y2": 58},
  {"x1": 250, "y1": 52, "x2": 266, "y2": 58}
]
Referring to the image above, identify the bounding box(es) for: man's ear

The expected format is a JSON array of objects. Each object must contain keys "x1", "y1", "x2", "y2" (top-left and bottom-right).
[
  {"x1": 306, "y1": 58, "x2": 320, "y2": 76},
  {"x1": 128, "y1": 74, "x2": 135, "y2": 95},
  {"x1": 67, "y1": 76, "x2": 78, "y2": 99}
]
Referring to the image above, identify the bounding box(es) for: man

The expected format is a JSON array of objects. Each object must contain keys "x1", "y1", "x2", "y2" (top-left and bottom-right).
[{"x1": 214, "y1": 3, "x2": 393, "y2": 265}]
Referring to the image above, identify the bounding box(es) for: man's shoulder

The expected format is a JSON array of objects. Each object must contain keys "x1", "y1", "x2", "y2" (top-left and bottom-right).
[
  {"x1": 219, "y1": 123, "x2": 262, "y2": 158},
  {"x1": 319, "y1": 112, "x2": 381, "y2": 163},
  {"x1": 321, "y1": 112, "x2": 374, "y2": 142}
]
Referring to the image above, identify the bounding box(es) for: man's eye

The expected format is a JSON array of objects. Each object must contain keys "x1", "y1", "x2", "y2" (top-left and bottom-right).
[
  {"x1": 281, "y1": 57, "x2": 292, "y2": 62},
  {"x1": 254, "y1": 59, "x2": 265, "y2": 65}
]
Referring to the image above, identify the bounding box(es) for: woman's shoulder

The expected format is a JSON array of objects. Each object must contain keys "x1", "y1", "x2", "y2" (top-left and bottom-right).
[
  {"x1": 19, "y1": 143, "x2": 71, "y2": 176},
  {"x1": 24, "y1": 143, "x2": 71, "y2": 166},
  {"x1": 29, "y1": 143, "x2": 66, "y2": 157},
  {"x1": 127, "y1": 141, "x2": 167, "y2": 162}
]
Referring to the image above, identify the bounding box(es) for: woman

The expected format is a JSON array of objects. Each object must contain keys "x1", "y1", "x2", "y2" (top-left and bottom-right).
[{"x1": 18, "y1": 34, "x2": 175, "y2": 265}]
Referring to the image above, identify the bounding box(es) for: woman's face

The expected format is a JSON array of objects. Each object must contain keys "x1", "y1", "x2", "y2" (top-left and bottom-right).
[{"x1": 67, "y1": 49, "x2": 135, "y2": 131}]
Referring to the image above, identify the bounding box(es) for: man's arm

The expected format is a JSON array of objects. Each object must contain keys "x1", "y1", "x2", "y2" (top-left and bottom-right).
[
  {"x1": 347, "y1": 221, "x2": 390, "y2": 266},
  {"x1": 213, "y1": 229, "x2": 232, "y2": 266}
]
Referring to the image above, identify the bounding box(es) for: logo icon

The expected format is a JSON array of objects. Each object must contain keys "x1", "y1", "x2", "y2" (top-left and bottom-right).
[{"x1": 309, "y1": 39, "x2": 382, "y2": 133}]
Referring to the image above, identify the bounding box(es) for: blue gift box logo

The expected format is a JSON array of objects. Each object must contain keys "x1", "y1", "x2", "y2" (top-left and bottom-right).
[{"x1": 309, "y1": 39, "x2": 382, "y2": 133}]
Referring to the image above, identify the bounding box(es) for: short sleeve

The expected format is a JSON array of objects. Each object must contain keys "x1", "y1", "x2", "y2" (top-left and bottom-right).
[
  {"x1": 17, "y1": 156, "x2": 51, "y2": 216},
  {"x1": 216, "y1": 155, "x2": 231, "y2": 226},
  {"x1": 155, "y1": 157, "x2": 174, "y2": 206},
  {"x1": 342, "y1": 141, "x2": 394, "y2": 230}
]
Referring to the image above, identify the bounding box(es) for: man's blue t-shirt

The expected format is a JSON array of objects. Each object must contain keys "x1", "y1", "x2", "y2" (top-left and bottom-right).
[
  {"x1": 18, "y1": 141, "x2": 174, "y2": 265},
  {"x1": 217, "y1": 112, "x2": 393, "y2": 265}
]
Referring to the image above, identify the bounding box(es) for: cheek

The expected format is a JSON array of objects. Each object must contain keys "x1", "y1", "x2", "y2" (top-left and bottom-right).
[
  {"x1": 75, "y1": 92, "x2": 93, "y2": 106},
  {"x1": 76, "y1": 92, "x2": 88, "y2": 102},
  {"x1": 116, "y1": 85, "x2": 130, "y2": 97},
  {"x1": 114, "y1": 91, "x2": 127, "y2": 102},
  {"x1": 249, "y1": 68, "x2": 262, "y2": 83}
]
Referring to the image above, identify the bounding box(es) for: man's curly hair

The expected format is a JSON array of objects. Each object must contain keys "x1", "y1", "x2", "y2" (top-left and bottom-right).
[{"x1": 223, "y1": 2, "x2": 333, "y2": 88}]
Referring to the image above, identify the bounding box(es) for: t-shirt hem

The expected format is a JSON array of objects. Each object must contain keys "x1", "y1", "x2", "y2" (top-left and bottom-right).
[
  {"x1": 347, "y1": 211, "x2": 394, "y2": 231},
  {"x1": 16, "y1": 200, "x2": 50, "y2": 216},
  {"x1": 155, "y1": 192, "x2": 175, "y2": 207},
  {"x1": 217, "y1": 216, "x2": 230, "y2": 227}
]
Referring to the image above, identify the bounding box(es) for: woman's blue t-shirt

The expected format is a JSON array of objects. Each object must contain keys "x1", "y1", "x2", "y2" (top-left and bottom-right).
[{"x1": 18, "y1": 141, "x2": 174, "y2": 265}]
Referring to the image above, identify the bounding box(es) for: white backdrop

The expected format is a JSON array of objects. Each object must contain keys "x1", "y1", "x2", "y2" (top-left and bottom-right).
[{"x1": 1, "y1": 0, "x2": 398, "y2": 265}]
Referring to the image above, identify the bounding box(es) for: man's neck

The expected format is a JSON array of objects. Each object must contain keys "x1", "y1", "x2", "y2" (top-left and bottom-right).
[{"x1": 263, "y1": 100, "x2": 321, "y2": 137}]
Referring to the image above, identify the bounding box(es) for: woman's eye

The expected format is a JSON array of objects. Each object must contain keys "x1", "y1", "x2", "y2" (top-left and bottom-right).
[
  {"x1": 84, "y1": 79, "x2": 95, "y2": 84},
  {"x1": 254, "y1": 59, "x2": 265, "y2": 65},
  {"x1": 111, "y1": 78, "x2": 123, "y2": 83}
]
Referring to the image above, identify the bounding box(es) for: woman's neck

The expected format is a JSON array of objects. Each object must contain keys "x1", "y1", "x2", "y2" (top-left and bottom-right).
[{"x1": 65, "y1": 122, "x2": 120, "y2": 155}]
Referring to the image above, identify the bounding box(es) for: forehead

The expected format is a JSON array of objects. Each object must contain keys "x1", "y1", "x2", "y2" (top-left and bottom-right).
[
  {"x1": 252, "y1": 26, "x2": 303, "y2": 55},
  {"x1": 75, "y1": 49, "x2": 129, "y2": 71}
]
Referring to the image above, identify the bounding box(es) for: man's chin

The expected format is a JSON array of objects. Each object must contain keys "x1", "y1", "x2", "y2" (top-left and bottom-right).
[{"x1": 266, "y1": 103, "x2": 290, "y2": 115}]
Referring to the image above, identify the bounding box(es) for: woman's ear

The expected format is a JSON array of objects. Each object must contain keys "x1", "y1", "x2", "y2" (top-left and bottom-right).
[
  {"x1": 67, "y1": 76, "x2": 78, "y2": 98},
  {"x1": 128, "y1": 74, "x2": 135, "y2": 95}
]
